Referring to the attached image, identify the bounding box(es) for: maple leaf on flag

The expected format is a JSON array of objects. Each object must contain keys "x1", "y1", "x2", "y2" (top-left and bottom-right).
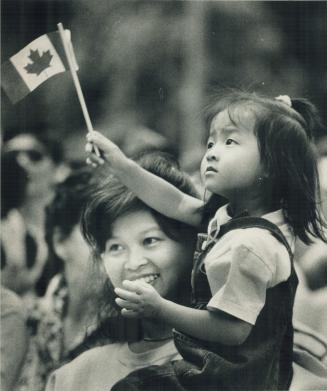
[{"x1": 24, "y1": 49, "x2": 53, "y2": 76}]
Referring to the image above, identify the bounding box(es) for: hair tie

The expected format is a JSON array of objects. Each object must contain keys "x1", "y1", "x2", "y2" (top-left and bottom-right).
[{"x1": 275, "y1": 95, "x2": 292, "y2": 107}]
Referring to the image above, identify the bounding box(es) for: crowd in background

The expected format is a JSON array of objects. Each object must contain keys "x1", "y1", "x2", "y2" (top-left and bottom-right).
[
  {"x1": 2, "y1": 1, "x2": 327, "y2": 163},
  {"x1": 1, "y1": 1, "x2": 327, "y2": 390},
  {"x1": 1, "y1": 119, "x2": 327, "y2": 391}
]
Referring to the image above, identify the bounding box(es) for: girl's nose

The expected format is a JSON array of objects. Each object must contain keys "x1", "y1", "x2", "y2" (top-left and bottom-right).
[{"x1": 206, "y1": 149, "x2": 218, "y2": 161}]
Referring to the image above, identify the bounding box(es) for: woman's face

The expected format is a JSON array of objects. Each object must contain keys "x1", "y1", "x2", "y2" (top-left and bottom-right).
[{"x1": 101, "y1": 209, "x2": 192, "y2": 301}]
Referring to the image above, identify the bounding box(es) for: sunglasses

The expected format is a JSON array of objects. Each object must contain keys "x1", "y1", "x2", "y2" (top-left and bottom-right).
[{"x1": 12, "y1": 149, "x2": 45, "y2": 162}]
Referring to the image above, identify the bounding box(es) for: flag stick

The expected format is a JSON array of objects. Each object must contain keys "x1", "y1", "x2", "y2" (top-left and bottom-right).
[{"x1": 57, "y1": 22, "x2": 100, "y2": 156}]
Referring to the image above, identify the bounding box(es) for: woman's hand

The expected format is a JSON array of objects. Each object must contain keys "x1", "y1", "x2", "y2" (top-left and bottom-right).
[
  {"x1": 85, "y1": 131, "x2": 128, "y2": 172},
  {"x1": 114, "y1": 280, "x2": 164, "y2": 318}
]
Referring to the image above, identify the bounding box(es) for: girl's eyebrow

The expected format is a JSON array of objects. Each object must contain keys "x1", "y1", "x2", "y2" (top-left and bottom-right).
[{"x1": 209, "y1": 126, "x2": 239, "y2": 138}]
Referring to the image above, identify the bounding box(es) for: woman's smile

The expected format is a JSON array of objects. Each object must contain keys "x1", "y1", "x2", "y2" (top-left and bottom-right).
[
  {"x1": 126, "y1": 273, "x2": 160, "y2": 285},
  {"x1": 101, "y1": 209, "x2": 192, "y2": 299}
]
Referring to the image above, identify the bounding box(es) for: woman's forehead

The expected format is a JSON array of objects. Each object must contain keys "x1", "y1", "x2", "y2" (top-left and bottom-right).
[{"x1": 111, "y1": 209, "x2": 160, "y2": 235}]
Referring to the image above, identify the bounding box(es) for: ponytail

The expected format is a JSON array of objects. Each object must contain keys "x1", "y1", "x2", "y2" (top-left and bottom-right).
[{"x1": 291, "y1": 98, "x2": 326, "y2": 142}]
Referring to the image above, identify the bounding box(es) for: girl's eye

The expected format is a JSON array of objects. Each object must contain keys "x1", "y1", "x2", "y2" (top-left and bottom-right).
[
  {"x1": 225, "y1": 138, "x2": 237, "y2": 145},
  {"x1": 143, "y1": 237, "x2": 160, "y2": 246},
  {"x1": 207, "y1": 141, "x2": 214, "y2": 149}
]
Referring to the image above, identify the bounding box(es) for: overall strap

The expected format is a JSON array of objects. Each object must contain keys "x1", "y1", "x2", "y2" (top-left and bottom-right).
[{"x1": 219, "y1": 216, "x2": 293, "y2": 258}]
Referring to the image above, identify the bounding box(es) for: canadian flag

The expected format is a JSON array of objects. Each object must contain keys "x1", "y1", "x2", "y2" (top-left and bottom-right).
[{"x1": 1, "y1": 29, "x2": 78, "y2": 104}]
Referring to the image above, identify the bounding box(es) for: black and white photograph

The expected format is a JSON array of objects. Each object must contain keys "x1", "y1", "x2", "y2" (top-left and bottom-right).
[{"x1": 1, "y1": 1, "x2": 327, "y2": 390}]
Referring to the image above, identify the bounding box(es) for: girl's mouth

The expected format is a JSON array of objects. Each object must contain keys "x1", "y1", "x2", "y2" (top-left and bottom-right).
[{"x1": 206, "y1": 167, "x2": 218, "y2": 173}]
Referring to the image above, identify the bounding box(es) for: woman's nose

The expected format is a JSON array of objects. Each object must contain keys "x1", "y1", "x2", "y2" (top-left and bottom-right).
[{"x1": 124, "y1": 249, "x2": 148, "y2": 270}]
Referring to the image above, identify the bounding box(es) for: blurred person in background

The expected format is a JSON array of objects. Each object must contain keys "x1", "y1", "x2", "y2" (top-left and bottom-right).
[
  {"x1": 1, "y1": 285, "x2": 29, "y2": 391},
  {"x1": 1, "y1": 128, "x2": 67, "y2": 300},
  {"x1": 120, "y1": 125, "x2": 173, "y2": 158},
  {"x1": 15, "y1": 166, "x2": 114, "y2": 391},
  {"x1": 45, "y1": 152, "x2": 197, "y2": 391}
]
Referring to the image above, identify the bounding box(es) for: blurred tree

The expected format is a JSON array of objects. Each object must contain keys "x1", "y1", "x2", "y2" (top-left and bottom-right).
[{"x1": 2, "y1": 1, "x2": 326, "y2": 162}]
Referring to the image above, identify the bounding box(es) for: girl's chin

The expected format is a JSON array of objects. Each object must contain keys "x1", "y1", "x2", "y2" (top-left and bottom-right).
[{"x1": 204, "y1": 183, "x2": 223, "y2": 195}]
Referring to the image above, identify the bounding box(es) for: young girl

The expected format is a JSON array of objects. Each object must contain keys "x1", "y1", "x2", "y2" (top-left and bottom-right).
[{"x1": 86, "y1": 91, "x2": 327, "y2": 390}]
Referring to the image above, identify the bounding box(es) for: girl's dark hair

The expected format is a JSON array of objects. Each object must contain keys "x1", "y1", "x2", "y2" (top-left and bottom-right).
[
  {"x1": 204, "y1": 89, "x2": 327, "y2": 244},
  {"x1": 81, "y1": 152, "x2": 198, "y2": 340}
]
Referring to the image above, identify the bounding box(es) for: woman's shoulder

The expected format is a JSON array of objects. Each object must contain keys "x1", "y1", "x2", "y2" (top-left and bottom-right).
[
  {"x1": 47, "y1": 343, "x2": 121, "y2": 389},
  {"x1": 61, "y1": 343, "x2": 120, "y2": 371}
]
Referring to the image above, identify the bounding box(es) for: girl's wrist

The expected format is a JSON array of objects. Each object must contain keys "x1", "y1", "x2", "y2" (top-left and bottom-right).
[
  {"x1": 111, "y1": 149, "x2": 133, "y2": 177},
  {"x1": 156, "y1": 297, "x2": 170, "y2": 320}
]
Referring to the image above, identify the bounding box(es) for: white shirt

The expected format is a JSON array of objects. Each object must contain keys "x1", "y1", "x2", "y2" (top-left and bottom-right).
[
  {"x1": 45, "y1": 340, "x2": 181, "y2": 391},
  {"x1": 204, "y1": 205, "x2": 295, "y2": 325}
]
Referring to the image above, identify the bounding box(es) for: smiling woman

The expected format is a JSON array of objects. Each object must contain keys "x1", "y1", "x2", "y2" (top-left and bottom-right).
[
  {"x1": 102, "y1": 209, "x2": 192, "y2": 303},
  {"x1": 44, "y1": 151, "x2": 198, "y2": 391}
]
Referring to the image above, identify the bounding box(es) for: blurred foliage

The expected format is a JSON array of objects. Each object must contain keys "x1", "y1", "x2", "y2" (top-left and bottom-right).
[{"x1": 2, "y1": 0, "x2": 327, "y2": 165}]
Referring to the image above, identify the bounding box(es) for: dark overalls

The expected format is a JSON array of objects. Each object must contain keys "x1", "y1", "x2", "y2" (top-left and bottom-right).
[{"x1": 112, "y1": 217, "x2": 298, "y2": 391}]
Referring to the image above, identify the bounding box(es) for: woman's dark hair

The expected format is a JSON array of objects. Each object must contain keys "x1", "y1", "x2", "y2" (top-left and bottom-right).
[
  {"x1": 1, "y1": 150, "x2": 29, "y2": 218},
  {"x1": 204, "y1": 89, "x2": 327, "y2": 244},
  {"x1": 81, "y1": 152, "x2": 198, "y2": 339},
  {"x1": 82, "y1": 151, "x2": 198, "y2": 255}
]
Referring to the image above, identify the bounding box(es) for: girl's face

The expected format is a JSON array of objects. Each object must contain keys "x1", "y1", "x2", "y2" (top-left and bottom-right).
[
  {"x1": 101, "y1": 209, "x2": 192, "y2": 301},
  {"x1": 201, "y1": 106, "x2": 265, "y2": 200}
]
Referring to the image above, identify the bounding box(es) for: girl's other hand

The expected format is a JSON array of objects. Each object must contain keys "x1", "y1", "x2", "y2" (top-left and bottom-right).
[{"x1": 114, "y1": 280, "x2": 164, "y2": 319}]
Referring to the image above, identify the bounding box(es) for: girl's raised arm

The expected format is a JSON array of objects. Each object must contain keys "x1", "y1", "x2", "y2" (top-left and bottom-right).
[{"x1": 86, "y1": 131, "x2": 203, "y2": 228}]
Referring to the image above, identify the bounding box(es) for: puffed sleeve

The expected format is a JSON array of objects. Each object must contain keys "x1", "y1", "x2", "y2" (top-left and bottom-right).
[{"x1": 205, "y1": 230, "x2": 276, "y2": 325}]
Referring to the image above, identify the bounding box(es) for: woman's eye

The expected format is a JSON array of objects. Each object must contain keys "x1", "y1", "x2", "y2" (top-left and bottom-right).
[
  {"x1": 143, "y1": 237, "x2": 160, "y2": 246},
  {"x1": 107, "y1": 243, "x2": 123, "y2": 253},
  {"x1": 207, "y1": 141, "x2": 214, "y2": 149},
  {"x1": 225, "y1": 138, "x2": 236, "y2": 145}
]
